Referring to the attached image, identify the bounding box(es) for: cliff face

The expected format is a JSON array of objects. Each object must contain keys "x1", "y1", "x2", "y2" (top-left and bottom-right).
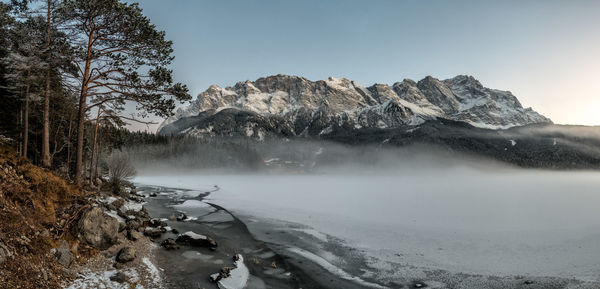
[{"x1": 158, "y1": 75, "x2": 550, "y2": 138}]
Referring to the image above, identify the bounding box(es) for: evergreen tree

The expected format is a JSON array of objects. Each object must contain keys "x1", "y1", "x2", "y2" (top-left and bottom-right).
[
  {"x1": 3, "y1": 17, "x2": 47, "y2": 158},
  {"x1": 0, "y1": 3, "x2": 17, "y2": 141},
  {"x1": 60, "y1": 0, "x2": 191, "y2": 183}
]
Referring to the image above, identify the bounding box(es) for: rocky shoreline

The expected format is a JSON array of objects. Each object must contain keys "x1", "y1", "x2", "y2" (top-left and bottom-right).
[
  {"x1": 135, "y1": 184, "x2": 323, "y2": 289},
  {"x1": 133, "y1": 179, "x2": 600, "y2": 289},
  {"x1": 63, "y1": 181, "x2": 600, "y2": 289},
  {"x1": 60, "y1": 181, "x2": 321, "y2": 289}
]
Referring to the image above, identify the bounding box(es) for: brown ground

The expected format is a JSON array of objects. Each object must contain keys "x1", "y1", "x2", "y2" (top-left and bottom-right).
[{"x1": 0, "y1": 143, "x2": 95, "y2": 288}]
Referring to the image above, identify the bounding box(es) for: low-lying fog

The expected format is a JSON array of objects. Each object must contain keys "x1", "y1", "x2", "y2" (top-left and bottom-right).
[{"x1": 131, "y1": 141, "x2": 600, "y2": 281}]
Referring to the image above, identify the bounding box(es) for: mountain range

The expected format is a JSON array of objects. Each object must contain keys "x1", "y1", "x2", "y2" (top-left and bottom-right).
[
  {"x1": 158, "y1": 74, "x2": 551, "y2": 138},
  {"x1": 156, "y1": 75, "x2": 600, "y2": 169}
]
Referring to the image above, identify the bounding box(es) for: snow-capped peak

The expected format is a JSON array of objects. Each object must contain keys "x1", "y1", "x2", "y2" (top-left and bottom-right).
[{"x1": 158, "y1": 74, "x2": 551, "y2": 137}]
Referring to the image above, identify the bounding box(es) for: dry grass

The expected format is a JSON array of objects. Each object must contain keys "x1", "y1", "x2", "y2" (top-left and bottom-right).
[{"x1": 0, "y1": 144, "x2": 91, "y2": 288}]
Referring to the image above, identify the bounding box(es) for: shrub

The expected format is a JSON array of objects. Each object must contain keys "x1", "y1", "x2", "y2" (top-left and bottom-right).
[{"x1": 104, "y1": 151, "x2": 136, "y2": 194}]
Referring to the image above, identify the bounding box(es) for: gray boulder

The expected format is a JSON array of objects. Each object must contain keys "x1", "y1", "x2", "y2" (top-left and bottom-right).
[
  {"x1": 116, "y1": 247, "x2": 136, "y2": 263},
  {"x1": 54, "y1": 240, "x2": 72, "y2": 267},
  {"x1": 77, "y1": 207, "x2": 119, "y2": 250},
  {"x1": 175, "y1": 231, "x2": 217, "y2": 248},
  {"x1": 126, "y1": 230, "x2": 141, "y2": 241}
]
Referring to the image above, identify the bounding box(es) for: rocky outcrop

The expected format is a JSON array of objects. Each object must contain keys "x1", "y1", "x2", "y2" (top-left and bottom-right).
[
  {"x1": 158, "y1": 74, "x2": 551, "y2": 138},
  {"x1": 77, "y1": 207, "x2": 119, "y2": 250}
]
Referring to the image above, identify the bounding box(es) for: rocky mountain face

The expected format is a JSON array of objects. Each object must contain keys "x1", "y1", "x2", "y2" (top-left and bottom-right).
[{"x1": 158, "y1": 75, "x2": 551, "y2": 138}]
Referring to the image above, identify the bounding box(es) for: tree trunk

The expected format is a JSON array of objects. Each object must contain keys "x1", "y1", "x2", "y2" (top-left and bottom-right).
[
  {"x1": 75, "y1": 80, "x2": 89, "y2": 184},
  {"x1": 41, "y1": 0, "x2": 52, "y2": 167},
  {"x1": 89, "y1": 107, "x2": 102, "y2": 183},
  {"x1": 94, "y1": 126, "x2": 102, "y2": 180},
  {"x1": 18, "y1": 103, "x2": 22, "y2": 156},
  {"x1": 75, "y1": 27, "x2": 94, "y2": 185},
  {"x1": 23, "y1": 70, "x2": 30, "y2": 159},
  {"x1": 67, "y1": 111, "x2": 73, "y2": 173}
]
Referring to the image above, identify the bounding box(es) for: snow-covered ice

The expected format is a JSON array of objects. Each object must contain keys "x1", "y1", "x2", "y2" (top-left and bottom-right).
[
  {"x1": 135, "y1": 168, "x2": 600, "y2": 283},
  {"x1": 181, "y1": 231, "x2": 208, "y2": 240},
  {"x1": 210, "y1": 254, "x2": 249, "y2": 289},
  {"x1": 171, "y1": 199, "x2": 215, "y2": 218},
  {"x1": 120, "y1": 201, "x2": 144, "y2": 213},
  {"x1": 142, "y1": 257, "x2": 162, "y2": 285}
]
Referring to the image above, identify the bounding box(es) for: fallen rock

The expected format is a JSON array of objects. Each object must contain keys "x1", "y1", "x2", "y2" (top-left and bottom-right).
[
  {"x1": 176, "y1": 231, "x2": 217, "y2": 248},
  {"x1": 143, "y1": 226, "x2": 166, "y2": 238},
  {"x1": 116, "y1": 247, "x2": 136, "y2": 263},
  {"x1": 77, "y1": 207, "x2": 119, "y2": 250},
  {"x1": 110, "y1": 271, "x2": 129, "y2": 283},
  {"x1": 54, "y1": 240, "x2": 72, "y2": 268},
  {"x1": 63, "y1": 268, "x2": 78, "y2": 279},
  {"x1": 118, "y1": 222, "x2": 126, "y2": 232},
  {"x1": 160, "y1": 238, "x2": 179, "y2": 250},
  {"x1": 146, "y1": 218, "x2": 167, "y2": 228},
  {"x1": 127, "y1": 230, "x2": 141, "y2": 241},
  {"x1": 126, "y1": 219, "x2": 142, "y2": 231},
  {"x1": 176, "y1": 213, "x2": 187, "y2": 221}
]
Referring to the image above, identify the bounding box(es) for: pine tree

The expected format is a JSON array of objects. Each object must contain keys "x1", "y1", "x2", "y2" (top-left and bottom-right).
[
  {"x1": 2, "y1": 17, "x2": 47, "y2": 159},
  {"x1": 0, "y1": 3, "x2": 17, "y2": 141},
  {"x1": 60, "y1": 0, "x2": 190, "y2": 184}
]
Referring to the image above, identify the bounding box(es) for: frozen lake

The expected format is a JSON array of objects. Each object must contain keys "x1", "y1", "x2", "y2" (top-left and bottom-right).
[{"x1": 135, "y1": 167, "x2": 600, "y2": 286}]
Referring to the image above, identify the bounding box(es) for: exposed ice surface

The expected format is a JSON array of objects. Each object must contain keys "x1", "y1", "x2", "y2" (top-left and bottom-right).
[
  {"x1": 291, "y1": 228, "x2": 328, "y2": 242},
  {"x1": 287, "y1": 246, "x2": 387, "y2": 288},
  {"x1": 171, "y1": 199, "x2": 215, "y2": 218},
  {"x1": 135, "y1": 169, "x2": 600, "y2": 282},
  {"x1": 172, "y1": 200, "x2": 212, "y2": 210}
]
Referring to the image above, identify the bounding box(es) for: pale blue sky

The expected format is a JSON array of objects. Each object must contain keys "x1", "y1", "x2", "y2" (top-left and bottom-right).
[{"x1": 130, "y1": 0, "x2": 600, "y2": 130}]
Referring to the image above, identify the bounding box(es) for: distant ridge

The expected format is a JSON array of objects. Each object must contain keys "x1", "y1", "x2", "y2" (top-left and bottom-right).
[{"x1": 158, "y1": 74, "x2": 551, "y2": 138}]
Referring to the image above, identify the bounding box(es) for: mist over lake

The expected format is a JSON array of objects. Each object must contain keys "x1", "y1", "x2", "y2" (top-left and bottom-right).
[{"x1": 134, "y1": 153, "x2": 600, "y2": 286}]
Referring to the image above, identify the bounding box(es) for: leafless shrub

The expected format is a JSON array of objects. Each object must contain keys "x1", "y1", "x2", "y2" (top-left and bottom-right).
[{"x1": 104, "y1": 151, "x2": 136, "y2": 192}]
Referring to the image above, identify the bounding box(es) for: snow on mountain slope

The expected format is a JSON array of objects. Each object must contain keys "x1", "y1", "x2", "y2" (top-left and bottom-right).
[{"x1": 158, "y1": 75, "x2": 551, "y2": 137}]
